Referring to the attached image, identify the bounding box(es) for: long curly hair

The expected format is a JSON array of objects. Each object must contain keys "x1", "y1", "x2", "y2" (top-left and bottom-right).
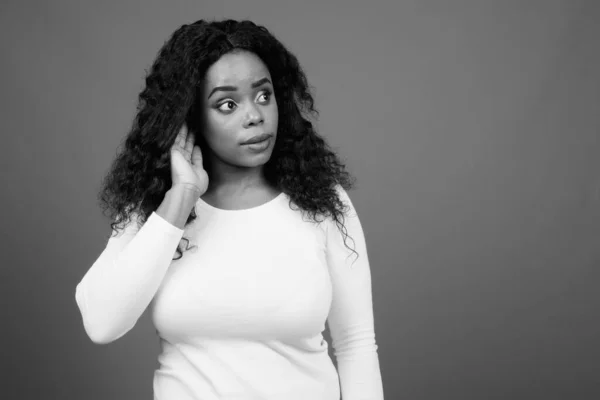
[{"x1": 98, "y1": 19, "x2": 358, "y2": 263}]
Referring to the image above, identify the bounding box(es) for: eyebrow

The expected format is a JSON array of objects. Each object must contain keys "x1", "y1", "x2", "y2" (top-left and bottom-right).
[{"x1": 207, "y1": 77, "x2": 272, "y2": 99}]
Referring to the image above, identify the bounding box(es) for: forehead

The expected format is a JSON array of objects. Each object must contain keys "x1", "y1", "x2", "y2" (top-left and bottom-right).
[{"x1": 204, "y1": 50, "x2": 271, "y2": 88}]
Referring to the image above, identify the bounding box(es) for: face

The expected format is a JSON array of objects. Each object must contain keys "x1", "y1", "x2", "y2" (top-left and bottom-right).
[{"x1": 200, "y1": 50, "x2": 278, "y2": 179}]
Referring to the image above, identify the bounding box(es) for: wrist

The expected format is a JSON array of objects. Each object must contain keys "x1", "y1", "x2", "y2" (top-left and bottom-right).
[
  {"x1": 157, "y1": 186, "x2": 200, "y2": 230},
  {"x1": 171, "y1": 183, "x2": 203, "y2": 197}
]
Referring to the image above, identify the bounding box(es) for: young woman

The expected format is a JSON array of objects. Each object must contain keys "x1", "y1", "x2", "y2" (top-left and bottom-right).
[{"x1": 75, "y1": 19, "x2": 384, "y2": 400}]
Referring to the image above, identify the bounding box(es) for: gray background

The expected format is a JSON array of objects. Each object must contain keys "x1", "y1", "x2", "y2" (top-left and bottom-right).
[{"x1": 2, "y1": 0, "x2": 599, "y2": 399}]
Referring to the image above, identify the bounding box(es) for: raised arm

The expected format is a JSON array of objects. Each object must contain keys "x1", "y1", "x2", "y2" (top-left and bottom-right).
[
  {"x1": 326, "y1": 185, "x2": 384, "y2": 400},
  {"x1": 75, "y1": 185, "x2": 199, "y2": 344}
]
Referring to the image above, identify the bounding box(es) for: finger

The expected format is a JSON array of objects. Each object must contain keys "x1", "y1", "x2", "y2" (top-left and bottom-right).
[
  {"x1": 191, "y1": 144, "x2": 203, "y2": 165},
  {"x1": 174, "y1": 124, "x2": 188, "y2": 150},
  {"x1": 179, "y1": 124, "x2": 189, "y2": 148},
  {"x1": 184, "y1": 129, "x2": 194, "y2": 156},
  {"x1": 180, "y1": 122, "x2": 188, "y2": 137}
]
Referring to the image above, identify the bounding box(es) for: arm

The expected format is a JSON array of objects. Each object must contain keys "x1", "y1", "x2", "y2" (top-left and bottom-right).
[
  {"x1": 75, "y1": 186, "x2": 198, "y2": 344},
  {"x1": 326, "y1": 185, "x2": 384, "y2": 400}
]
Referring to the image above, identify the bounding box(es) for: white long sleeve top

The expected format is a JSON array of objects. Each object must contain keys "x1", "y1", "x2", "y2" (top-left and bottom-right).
[{"x1": 75, "y1": 184, "x2": 384, "y2": 400}]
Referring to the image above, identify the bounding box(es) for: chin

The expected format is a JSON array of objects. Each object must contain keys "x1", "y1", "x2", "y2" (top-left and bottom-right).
[{"x1": 245, "y1": 154, "x2": 273, "y2": 166}]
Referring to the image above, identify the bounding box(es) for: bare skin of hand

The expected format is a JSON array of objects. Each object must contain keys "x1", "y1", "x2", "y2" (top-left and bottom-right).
[{"x1": 170, "y1": 123, "x2": 209, "y2": 196}]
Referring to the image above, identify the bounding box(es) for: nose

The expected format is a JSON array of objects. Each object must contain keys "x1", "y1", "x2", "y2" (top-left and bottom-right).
[{"x1": 243, "y1": 103, "x2": 264, "y2": 128}]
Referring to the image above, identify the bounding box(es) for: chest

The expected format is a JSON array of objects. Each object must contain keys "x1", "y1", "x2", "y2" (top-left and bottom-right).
[{"x1": 151, "y1": 212, "x2": 332, "y2": 341}]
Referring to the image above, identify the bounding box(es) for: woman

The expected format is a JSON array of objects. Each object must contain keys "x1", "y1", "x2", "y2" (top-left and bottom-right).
[{"x1": 75, "y1": 19, "x2": 384, "y2": 400}]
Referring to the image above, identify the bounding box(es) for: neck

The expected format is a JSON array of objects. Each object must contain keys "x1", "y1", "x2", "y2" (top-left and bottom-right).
[{"x1": 206, "y1": 165, "x2": 269, "y2": 194}]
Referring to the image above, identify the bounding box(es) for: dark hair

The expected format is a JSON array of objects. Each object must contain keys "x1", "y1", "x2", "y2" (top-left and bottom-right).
[{"x1": 98, "y1": 19, "x2": 358, "y2": 263}]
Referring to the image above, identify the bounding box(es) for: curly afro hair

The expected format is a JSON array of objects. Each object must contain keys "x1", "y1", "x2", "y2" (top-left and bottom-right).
[{"x1": 98, "y1": 19, "x2": 359, "y2": 263}]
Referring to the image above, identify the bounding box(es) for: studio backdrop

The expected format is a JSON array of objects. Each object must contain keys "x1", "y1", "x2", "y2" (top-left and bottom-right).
[{"x1": 2, "y1": 1, "x2": 599, "y2": 399}]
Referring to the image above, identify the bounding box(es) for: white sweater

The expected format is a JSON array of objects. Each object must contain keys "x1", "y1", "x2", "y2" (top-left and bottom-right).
[{"x1": 75, "y1": 185, "x2": 384, "y2": 400}]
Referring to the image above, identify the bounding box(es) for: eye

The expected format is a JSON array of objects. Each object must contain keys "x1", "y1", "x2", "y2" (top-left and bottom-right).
[
  {"x1": 257, "y1": 90, "x2": 272, "y2": 104},
  {"x1": 217, "y1": 100, "x2": 237, "y2": 113}
]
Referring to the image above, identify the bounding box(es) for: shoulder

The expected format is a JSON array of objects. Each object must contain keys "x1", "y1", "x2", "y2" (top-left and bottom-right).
[
  {"x1": 332, "y1": 183, "x2": 357, "y2": 218},
  {"x1": 110, "y1": 209, "x2": 145, "y2": 238},
  {"x1": 321, "y1": 184, "x2": 359, "y2": 236}
]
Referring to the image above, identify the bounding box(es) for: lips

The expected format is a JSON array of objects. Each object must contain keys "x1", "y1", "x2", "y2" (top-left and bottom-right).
[{"x1": 242, "y1": 133, "x2": 272, "y2": 145}]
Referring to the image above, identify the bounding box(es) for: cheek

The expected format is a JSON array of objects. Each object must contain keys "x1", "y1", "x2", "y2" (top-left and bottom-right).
[
  {"x1": 206, "y1": 113, "x2": 233, "y2": 141},
  {"x1": 204, "y1": 113, "x2": 237, "y2": 145},
  {"x1": 267, "y1": 103, "x2": 279, "y2": 127}
]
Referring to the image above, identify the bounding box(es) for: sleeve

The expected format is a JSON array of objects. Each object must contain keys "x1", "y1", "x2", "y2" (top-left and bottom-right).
[
  {"x1": 325, "y1": 185, "x2": 384, "y2": 400},
  {"x1": 75, "y1": 211, "x2": 185, "y2": 344}
]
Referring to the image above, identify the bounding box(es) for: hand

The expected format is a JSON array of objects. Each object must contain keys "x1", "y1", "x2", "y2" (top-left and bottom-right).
[{"x1": 169, "y1": 123, "x2": 209, "y2": 196}]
